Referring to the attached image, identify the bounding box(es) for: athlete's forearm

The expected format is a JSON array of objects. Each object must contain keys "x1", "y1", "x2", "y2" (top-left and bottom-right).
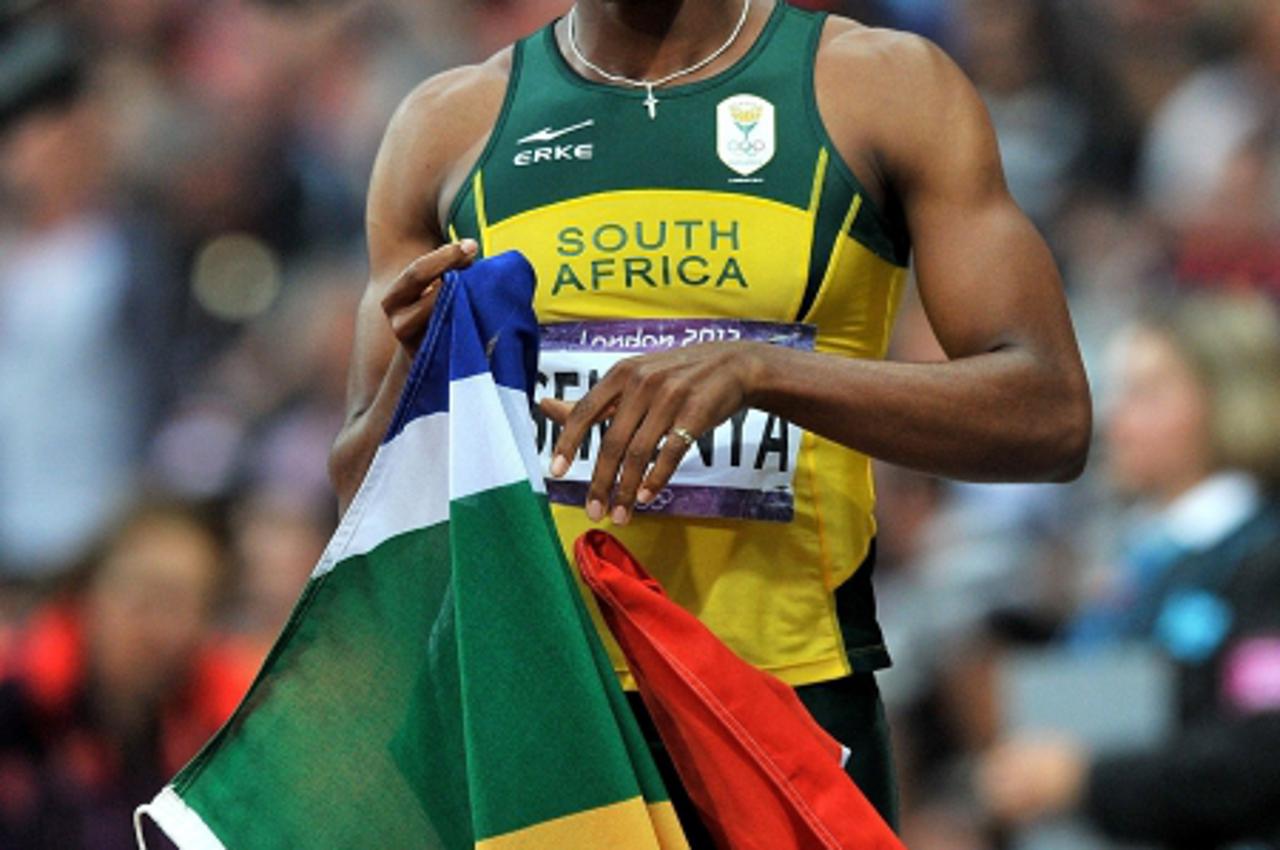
[
  {"x1": 747, "y1": 342, "x2": 1091, "y2": 483},
  {"x1": 328, "y1": 347, "x2": 414, "y2": 514}
]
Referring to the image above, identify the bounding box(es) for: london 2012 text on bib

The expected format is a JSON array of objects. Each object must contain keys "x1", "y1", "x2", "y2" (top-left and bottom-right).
[{"x1": 532, "y1": 318, "x2": 814, "y2": 522}]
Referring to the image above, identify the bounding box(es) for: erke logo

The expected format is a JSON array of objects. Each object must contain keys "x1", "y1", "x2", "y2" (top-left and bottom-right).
[
  {"x1": 717, "y1": 94, "x2": 775, "y2": 176},
  {"x1": 515, "y1": 119, "x2": 595, "y2": 167}
]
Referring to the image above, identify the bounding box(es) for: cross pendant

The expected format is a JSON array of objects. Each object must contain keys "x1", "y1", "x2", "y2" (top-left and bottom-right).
[{"x1": 643, "y1": 84, "x2": 658, "y2": 120}]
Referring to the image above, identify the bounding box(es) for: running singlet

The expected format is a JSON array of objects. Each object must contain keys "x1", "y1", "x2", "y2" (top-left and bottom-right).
[{"x1": 447, "y1": 3, "x2": 910, "y2": 687}]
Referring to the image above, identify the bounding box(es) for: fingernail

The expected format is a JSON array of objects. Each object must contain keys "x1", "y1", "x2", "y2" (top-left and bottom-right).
[
  {"x1": 458, "y1": 238, "x2": 478, "y2": 255},
  {"x1": 550, "y1": 455, "x2": 569, "y2": 478},
  {"x1": 637, "y1": 488, "x2": 654, "y2": 505},
  {"x1": 611, "y1": 506, "x2": 630, "y2": 526},
  {"x1": 586, "y1": 500, "x2": 605, "y2": 522}
]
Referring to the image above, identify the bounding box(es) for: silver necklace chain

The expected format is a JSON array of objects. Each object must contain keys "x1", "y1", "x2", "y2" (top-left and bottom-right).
[{"x1": 565, "y1": 0, "x2": 752, "y2": 120}]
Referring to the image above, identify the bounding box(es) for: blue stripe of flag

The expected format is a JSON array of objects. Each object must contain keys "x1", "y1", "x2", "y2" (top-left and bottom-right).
[{"x1": 384, "y1": 251, "x2": 538, "y2": 444}]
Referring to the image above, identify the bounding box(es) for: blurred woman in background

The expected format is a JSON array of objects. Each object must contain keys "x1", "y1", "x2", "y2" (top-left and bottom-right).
[
  {"x1": 0, "y1": 500, "x2": 255, "y2": 850},
  {"x1": 980, "y1": 293, "x2": 1280, "y2": 848}
]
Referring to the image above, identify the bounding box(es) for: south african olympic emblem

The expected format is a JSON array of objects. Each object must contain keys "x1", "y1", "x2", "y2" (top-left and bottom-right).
[{"x1": 717, "y1": 94, "x2": 775, "y2": 177}]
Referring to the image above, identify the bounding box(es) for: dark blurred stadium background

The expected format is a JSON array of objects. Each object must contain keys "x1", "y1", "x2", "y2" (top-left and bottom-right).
[{"x1": 1, "y1": 1, "x2": 1279, "y2": 848}]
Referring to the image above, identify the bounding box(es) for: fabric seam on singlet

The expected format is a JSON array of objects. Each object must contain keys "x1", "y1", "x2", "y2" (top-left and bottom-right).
[
  {"x1": 802, "y1": 194, "x2": 863, "y2": 324},
  {"x1": 802, "y1": 10, "x2": 903, "y2": 264},
  {"x1": 801, "y1": 430, "x2": 851, "y2": 671},
  {"x1": 472, "y1": 171, "x2": 490, "y2": 253},
  {"x1": 785, "y1": 148, "x2": 831, "y2": 321}
]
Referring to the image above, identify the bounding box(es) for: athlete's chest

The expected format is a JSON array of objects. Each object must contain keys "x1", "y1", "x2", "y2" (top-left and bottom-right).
[
  {"x1": 473, "y1": 93, "x2": 829, "y2": 323},
  {"x1": 443, "y1": 9, "x2": 873, "y2": 324}
]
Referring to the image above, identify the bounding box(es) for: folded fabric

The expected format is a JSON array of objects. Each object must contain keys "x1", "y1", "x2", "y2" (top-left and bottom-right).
[{"x1": 576, "y1": 529, "x2": 906, "y2": 850}]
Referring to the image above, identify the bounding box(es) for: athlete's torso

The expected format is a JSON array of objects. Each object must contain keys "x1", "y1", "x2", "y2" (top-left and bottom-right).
[{"x1": 447, "y1": 2, "x2": 910, "y2": 686}]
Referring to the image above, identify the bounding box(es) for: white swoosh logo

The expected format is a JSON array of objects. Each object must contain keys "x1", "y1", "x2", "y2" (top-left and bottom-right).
[{"x1": 517, "y1": 119, "x2": 595, "y2": 145}]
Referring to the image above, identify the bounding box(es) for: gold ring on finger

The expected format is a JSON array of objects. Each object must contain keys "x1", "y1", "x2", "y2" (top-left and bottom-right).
[{"x1": 670, "y1": 426, "x2": 697, "y2": 447}]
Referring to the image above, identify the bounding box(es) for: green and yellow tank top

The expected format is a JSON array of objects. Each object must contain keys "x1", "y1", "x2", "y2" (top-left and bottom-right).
[{"x1": 447, "y1": 2, "x2": 910, "y2": 687}]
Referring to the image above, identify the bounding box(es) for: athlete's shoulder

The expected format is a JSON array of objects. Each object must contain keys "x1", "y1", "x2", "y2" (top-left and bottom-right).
[
  {"x1": 814, "y1": 17, "x2": 991, "y2": 176},
  {"x1": 368, "y1": 47, "x2": 516, "y2": 238},
  {"x1": 816, "y1": 16, "x2": 963, "y2": 95},
  {"x1": 389, "y1": 47, "x2": 515, "y2": 142}
]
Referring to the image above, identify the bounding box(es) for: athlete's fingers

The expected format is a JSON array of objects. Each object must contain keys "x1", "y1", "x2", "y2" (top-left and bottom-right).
[
  {"x1": 582, "y1": 397, "x2": 648, "y2": 522},
  {"x1": 550, "y1": 369, "x2": 627, "y2": 480},
  {"x1": 609, "y1": 384, "x2": 693, "y2": 524},
  {"x1": 386, "y1": 281, "x2": 442, "y2": 345},
  {"x1": 539, "y1": 397, "x2": 619, "y2": 431},
  {"x1": 542, "y1": 396, "x2": 621, "y2": 485},
  {"x1": 380, "y1": 239, "x2": 477, "y2": 314},
  {"x1": 637, "y1": 419, "x2": 702, "y2": 506},
  {"x1": 539, "y1": 397, "x2": 574, "y2": 426}
]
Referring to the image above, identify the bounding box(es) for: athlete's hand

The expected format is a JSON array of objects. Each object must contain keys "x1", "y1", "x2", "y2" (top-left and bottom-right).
[
  {"x1": 380, "y1": 239, "x2": 478, "y2": 349},
  {"x1": 541, "y1": 342, "x2": 768, "y2": 526}
]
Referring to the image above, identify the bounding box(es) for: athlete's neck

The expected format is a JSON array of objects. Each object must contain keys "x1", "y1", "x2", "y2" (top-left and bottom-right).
[{"x1": 565, "y1": 0, "x2": 767, "y2": 83}]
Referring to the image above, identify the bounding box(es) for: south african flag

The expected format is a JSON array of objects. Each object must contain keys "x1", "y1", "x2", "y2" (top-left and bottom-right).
[{"x1": 136, "y1": 252, "x2": 687, "y2": 850}]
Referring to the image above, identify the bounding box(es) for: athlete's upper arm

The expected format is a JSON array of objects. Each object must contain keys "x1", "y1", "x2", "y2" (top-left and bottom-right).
[
  {"x1": 820, "y1": 29, "x2": 1083, "y2": 372},
  {"x1": 345, "y1": 58, "x2": 510, "y2": 423}
]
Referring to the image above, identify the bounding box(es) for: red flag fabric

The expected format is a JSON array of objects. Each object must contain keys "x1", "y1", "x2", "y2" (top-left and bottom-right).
[{"x1": 575, "y1": 529, "x2": 907, "y2": 850}]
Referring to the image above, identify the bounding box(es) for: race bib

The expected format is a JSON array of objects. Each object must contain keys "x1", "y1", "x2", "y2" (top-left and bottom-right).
[{"x1": 532, "y1": 318, "x2": 815, "y2": 522}]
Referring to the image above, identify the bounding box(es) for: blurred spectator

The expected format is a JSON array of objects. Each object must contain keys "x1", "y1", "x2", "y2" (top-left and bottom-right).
[
  {"x1": 0, "y1": 31, "x2": 152, "y2": 577},
  {"x1": 979, "y1": 294, "x2": 1280, "y2": 848},
  {"x1": 1, "y1": 0, "x2": 1279, "y2": 844},
  {"x1": 877, "y1": 295, "x2": 1064, "y2": 717},
  {"x1": 1071, "y1": 294, "x2": 1280, "y2": 646},
  {"x1": 1138, "y1": 0, "x2": 1280, "y2": 292},
  {"x1": 148, "y1": 261, "x2": 358, "y2": 502},
  {"x1": 0, "y1": 499, "x2": 255, "y2": 850},
  {"x1": 873, "y1": 0, "x2": 953, "y2": 45},
  {"x1": 956, "y1": 0, "x2": 1086, "y2": 227},
  {"x1": 472, "y1": 0, "x2": 570, "y2": 58},
  {"x1": 226, "y1": 486, "x2": 331, "y2": 662},
  {"x1": 1057, "y1": 0, "x2": 1204, "y2": 182},
  {"x1": 877, "y1": 294, "x2": 1079, "y2": 845},
  {"x1": 1140, "y1": 0, "x2": 1280, "y2": 224}
]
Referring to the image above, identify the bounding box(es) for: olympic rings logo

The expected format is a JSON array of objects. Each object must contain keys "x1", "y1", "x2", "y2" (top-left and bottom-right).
[
  {"x1": 635, "y1": 488, "x2": 676, "y2": 512},
  {"x1": 727, "y1": 138, "x2": 767, "y2": 154}
]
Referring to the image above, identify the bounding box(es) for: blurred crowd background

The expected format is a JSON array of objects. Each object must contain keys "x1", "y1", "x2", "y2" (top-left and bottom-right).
[{"x1": 1, "y1": 0, "x2": 1279, "y2": 848}]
